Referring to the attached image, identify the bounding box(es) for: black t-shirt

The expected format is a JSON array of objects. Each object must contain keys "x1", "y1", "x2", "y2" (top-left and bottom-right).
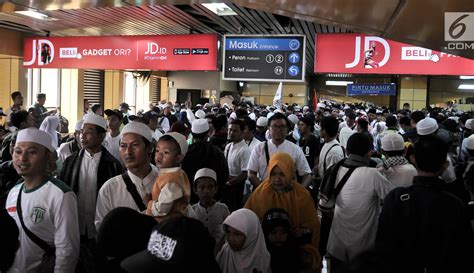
[{"x1": 298, "y1": 134, "x2": 321, "y2": 170}]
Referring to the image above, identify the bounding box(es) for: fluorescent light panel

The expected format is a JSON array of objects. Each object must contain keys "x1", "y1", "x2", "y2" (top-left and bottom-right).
[
  {"x1": 458, "y1": 84, "x2": 474, "y2": 90},
  {"x1": 202, "y1": 3, "x2": 237, "y2": 16},
  {"x1": 15, "y1": 10, "x2": 49, "y2": 20},
  {"x1": 326, "y1": 80, "x2": 353, "y2": 86},
  {"x1": 460, "y1": 76, "x2": 474, "y2": 79}
]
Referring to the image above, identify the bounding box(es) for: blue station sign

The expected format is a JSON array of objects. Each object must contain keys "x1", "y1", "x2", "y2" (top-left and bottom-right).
[
  {"x1": 223, "y1": 35, "x2": 305, "y2": 82},
  {"x1": 347, "y1": 83, "x2": 396, "y2": 96}
]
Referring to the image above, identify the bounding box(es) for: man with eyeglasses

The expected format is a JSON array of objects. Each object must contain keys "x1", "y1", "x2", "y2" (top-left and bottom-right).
[{"x1": 247, "y1": 113, "x2": 312, "y2": 188}]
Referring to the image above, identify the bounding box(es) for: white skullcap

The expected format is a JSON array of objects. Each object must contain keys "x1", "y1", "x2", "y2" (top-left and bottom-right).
[
  {"x1": 465, "y1": 119, "x2": 474, "y2": 129},
  {"x1": 151, "y1": 182, "x2": 184, "y2": 217},
  {"x1": 249, "y1": 113, "x2": 256, "y2": 120},
  {"x1": 16, "y1": 128, "x2": 55, "y2": 152},
  {"x1": 287, "y1": 114, "x2": 298, "y2": 125},
  {"x1": 75, "y1": 120, "x2": 84, "y2": 131},
  {"x1": 160, "y1": 132, "x2": 188, "y2": 157},
  {"x1": 416, "y1": 117, "x2": 438, "y2": 136},
  {"x1": 381, "y1": 133, "x2": 405, "y2": 151},
  {"x1": 191, "y1": 119, "x2": 209, "y2": 134},
  {"x1": 194, "y1": 168, "x2": 217, "y2": 183},
  {"x1": 448, "y1": 116, "x2": 459, "y2": 123},
  {"x1": 466, "y1": 135, "x2": 474, "y2": 150},
  {"x1": 257, "y1": 117, "x2": 268, "y2": 127},
  {"x1": 82, "y1": 113, "x2": 107, "y2": 130},
  {"x1": 121, "y1": 121, "x2": 153, "y2": 142},
  {"x1": 195, "y1": 109, "x2": 206, "y2": 119},
  {"x1": 266, "y1": 112, "x2": 274, "y2": 119},
  {"x1": 317, "y1": 103, "x2": 326, "y2": 109},
  {"x1": 303, "y1": 106, "x2": 309, "y2": 111}
]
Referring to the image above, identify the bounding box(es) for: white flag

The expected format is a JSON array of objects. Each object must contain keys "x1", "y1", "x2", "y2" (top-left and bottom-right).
[{"x1": 273, "y1": 82, "x2": 283, "y2": 109}]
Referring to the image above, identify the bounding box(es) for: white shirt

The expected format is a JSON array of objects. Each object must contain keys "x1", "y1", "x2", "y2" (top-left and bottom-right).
[
  {"x1": 318, "y1": 139, "x2": 345, "y2": 178},
  {"x1": 245, "y1": 137, "x2": 261, "y2": 151},
  {"x1": 152, "y1": 129, "x2": 162, "y2": 141},
  {"x1": 327, "y1": 166, "x2": 394, "y2": 262},
  {"x1": 78, "y1": 150, "x2": 101, "y2": 238},
  {"x1": 158, "y1": 116, "x2": 170, "y2": 133},
  {"x1": 247, "y1": 139, "x2": 311, "y2": 180},
  {"x1": 378, "y1": 163, "x2": 418, "y2": 188},
  {"x1": 95, "y1": 165, "x2": 159, "y2": 230},
  {"x1": 103, "y1": 132, "x2": 122, "y2": 164},
  {"x1": 6, "y1": 178, "x2": 80, "y2": 273},
  {"x1": 57, "y1": 141, "x2": 77, "y2": 163},
  {"x1": 191, "y1": 202, "x2": 230, "y2": 243},
  {"x1": 339, "y1": 127, "x2": 354, "y2": 148},
  {"x1": 224, "y1": 140, "x2": 251, "y2": 177}
]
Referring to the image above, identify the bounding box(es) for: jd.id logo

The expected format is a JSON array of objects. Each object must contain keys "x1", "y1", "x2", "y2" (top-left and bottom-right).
[{"x1": 445, "y1": 12, "x2": 474, "y2": 50}]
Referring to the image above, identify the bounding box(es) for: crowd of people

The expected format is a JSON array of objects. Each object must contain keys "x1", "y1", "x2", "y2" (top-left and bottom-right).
[{"x1": 0, "y1": 91, "x2": 473, "y2": 273}]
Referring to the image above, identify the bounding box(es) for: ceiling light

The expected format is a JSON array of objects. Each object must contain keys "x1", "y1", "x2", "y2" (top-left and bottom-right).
[
  {"x1": 326, "y1": 80, "x2": 353, "y2": 86},
  {"x1": 460, "y1": 76, "x2": 474, "y2": 79},
  {"x1": 202, "y1": 3, "x2": 237, "y2": 16},
  {"x1": 458, "y1": 84, "x2": 474, "y2": 90},
  {"x1": 15, "y1": 10, "x2": 54, "y2": 20}
]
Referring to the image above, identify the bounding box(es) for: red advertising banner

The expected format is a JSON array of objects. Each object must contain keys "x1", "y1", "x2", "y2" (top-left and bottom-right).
[
  {"x1": 315, "y1": 34, "x2": 474, "y2": 75},
  {"x1": 23, "y1": 34, "x2": 218, "y2": 70}
]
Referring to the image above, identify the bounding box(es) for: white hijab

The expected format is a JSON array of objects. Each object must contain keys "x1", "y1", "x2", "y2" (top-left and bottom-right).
[
  {"x1": 39, "y1": 116, "x2": 60, "y2": 149},
  {"x1": 216, "y1": 208, "x2": 271, "y2": 273}
]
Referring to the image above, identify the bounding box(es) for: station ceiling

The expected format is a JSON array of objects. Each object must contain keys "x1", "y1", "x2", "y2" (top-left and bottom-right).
[{"x1": 0, "y1": 0, "x2": 473, "y2": 76}]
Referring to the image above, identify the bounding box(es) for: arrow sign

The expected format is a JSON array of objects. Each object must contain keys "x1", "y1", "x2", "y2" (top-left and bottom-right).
[
  {"x1": 289, "y1": 52, "x2": 300, "y2": 63},
  {"x1": 288, "y1": 65, "x2": 299, "y2": 76}
]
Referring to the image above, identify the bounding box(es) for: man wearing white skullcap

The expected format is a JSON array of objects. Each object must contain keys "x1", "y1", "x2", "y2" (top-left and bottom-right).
[
  {"x1": 95, "y1": 121, "x2": 159, "y2": 230},
  {"x1": 59, "y1": 113, "x2": 122, "y2": 255},
  {"x1": 378, "y1": 132, "x2": 417, "y2": 188},
  {"x1": 413, "y1": 117, "x2": 456, "y2": 184},
  {"x1": 6, "y1": 128, "x2": 80, "y2": 272}
]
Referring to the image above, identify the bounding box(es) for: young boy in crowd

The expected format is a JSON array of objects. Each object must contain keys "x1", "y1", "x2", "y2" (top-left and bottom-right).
[
  {"x1": 146, "y1": 132, "x2": 191, "y2": 221},
  {"x1": 192, "y1": 168, "x2": 230, "y2": 251}
]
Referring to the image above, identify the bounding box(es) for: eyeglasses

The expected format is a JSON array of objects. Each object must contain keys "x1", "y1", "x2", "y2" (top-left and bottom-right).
[{"x1": 270, "y1": 125, "x2": 288, "y2": 130}]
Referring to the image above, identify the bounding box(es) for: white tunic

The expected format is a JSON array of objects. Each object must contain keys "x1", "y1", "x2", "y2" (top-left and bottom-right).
[
  {"x1": 6, "y1": 178, "x2": 80, "y2": 273},
  {"x1": 224, "y1": 140, "x2": 251, "y2": 177},
  {"x1": 245, "y1": 137, "x2": 261, "y2": 151},
  {"x1": 318, "y1": 139, "x2": 345, "y2": 178},
  {"x1": 95, "y1": 165, "x2": 159, "y2": 230},
  {"x1": 378, "y1": 163, "x2": 418, "y2": 188},
  {"x1": 191, "y1": 201, "x2": 230, "y2": 243},
  {"x1": 78, "y1": 150, "x2": 101, "y2": 239},
  {"x1": 158, "y1": 116, "x2": 170, "y2": 133},
  {"x1": 247, "y1": 139, "x2": 311, "y2": 180},
  {"x1": 103, "y1": 132, "x2": 122, "y2": 164},
  {"x1": 327, "y1": 167, "x2": 394, "y2": 262}
]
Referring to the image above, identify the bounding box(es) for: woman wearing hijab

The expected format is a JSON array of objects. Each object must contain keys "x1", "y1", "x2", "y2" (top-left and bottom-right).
[
  {"x1": 245, "y1": 152, "x2": 322, "y2": 273},
  {"x1": 262, "y1": 208, "x2": 300, "y2": 273},
  {"x1": 216, "y1": 208, "x2": 271, "y2": 273},
  {"x1": 39, "y1": 115, "x2": 61, "y2": 148}
]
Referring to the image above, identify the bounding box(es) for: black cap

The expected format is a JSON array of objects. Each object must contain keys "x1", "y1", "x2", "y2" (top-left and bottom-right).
[
  {"x1": 121, "y1": 217, "x2": 219, "y2": 273},
  {"x1": 120, "y1": 103, "x2": 130, "y2": 110},
  {"x1": 36, "y1": 93, "x2": 46, "y2": 99},
  {"x1": 11, "y1": 91, "x2": 22, "y2": 100},
  {"x1": 97, "y1": 207, "x2": 157, "y2": 260},
  {"x1": 104, "y1": 109, "x2": 124, "y2": 120}
]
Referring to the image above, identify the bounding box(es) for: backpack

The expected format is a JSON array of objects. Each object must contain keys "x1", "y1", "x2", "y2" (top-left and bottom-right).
[{"x1": 317, "y1": 159, "x2": 357, "y2": 257}]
